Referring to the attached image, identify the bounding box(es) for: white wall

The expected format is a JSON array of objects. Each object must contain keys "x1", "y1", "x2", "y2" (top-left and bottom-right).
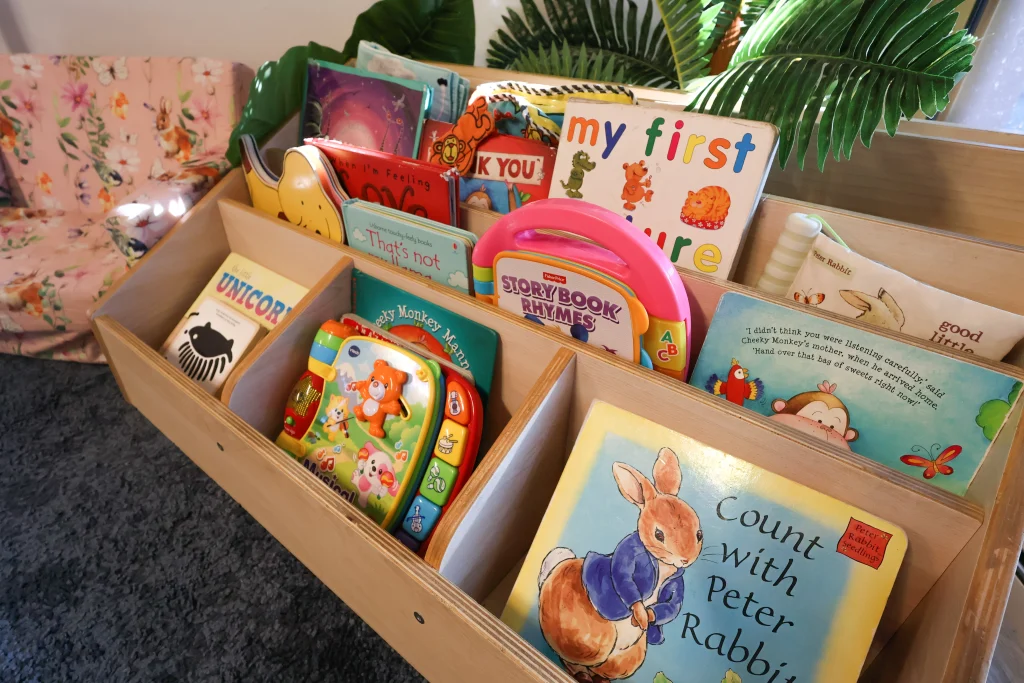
[{"x1": 0, "y1": 0, "x2": 517, "y2": 69}]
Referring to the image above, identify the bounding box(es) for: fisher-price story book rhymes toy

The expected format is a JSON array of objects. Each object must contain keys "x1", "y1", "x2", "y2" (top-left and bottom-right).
[
  {"x1": 689, "y1": 292, "x2": 1023, "y2": 495},
  {"x1": 311, "y1": 138, "x2": 460, "y2": 226},
  {"x1": 473, "y1": 198, "x2": 691, "y2": 380},
  {"x1": 302, "y1": 60, "x2": 430, "y2": 159},
  {"x1": 550, "y1": 100, "x2": 778, "y2": 279},
  {"x1": 503, "y1": 401, "x2": 906, "y2": 683}
]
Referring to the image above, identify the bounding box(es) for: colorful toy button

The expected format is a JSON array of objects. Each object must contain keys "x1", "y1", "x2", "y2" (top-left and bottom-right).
[
  {"x1": 445, "y1": 382, "x2": 472, "y2": 426},
  {"x1": 433, "y1": 419, "x2": 469, "y2": 467},
  {"x1": 402, "y1": 495, "x2": 442, "y2": 542},
  {"x1": 394, "y1": 530, "x2": 421, "y2": 552},
  {"x1": 419, "y1": 457, "x2": 458, "y2": 506}
]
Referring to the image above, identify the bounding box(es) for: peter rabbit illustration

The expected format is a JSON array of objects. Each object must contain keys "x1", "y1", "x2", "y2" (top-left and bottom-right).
[
  {"x1": 839, "y1": 287, "x2": 905, "y2": 331},
  {"x1": 155, "y1": 97, "x2": 192, "y2": 162},
  {"x1": 537, "y1": 447, "x2": 702, "y2": 682}
]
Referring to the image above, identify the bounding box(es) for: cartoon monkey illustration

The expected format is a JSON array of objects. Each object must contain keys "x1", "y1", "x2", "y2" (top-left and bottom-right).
[{"x1": 770, "y1": 380, "x2": 859, "y2": 449}]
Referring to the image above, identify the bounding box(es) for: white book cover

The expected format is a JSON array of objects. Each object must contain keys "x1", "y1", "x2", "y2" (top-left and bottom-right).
[{"x1": 551, "y1": 100, "x2": 778, "y2": 279}]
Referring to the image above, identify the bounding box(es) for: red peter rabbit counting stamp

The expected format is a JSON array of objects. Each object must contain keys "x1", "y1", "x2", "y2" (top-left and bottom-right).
[{"x1": 837, "y1": 518, "x2": 892, "y2": 569}]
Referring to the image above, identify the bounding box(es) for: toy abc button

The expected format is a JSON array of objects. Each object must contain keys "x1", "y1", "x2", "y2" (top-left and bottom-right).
[
  {"x1": 434, "y1": 419, "x2": 469, "y2": 467},
  {"x1": 445, "y1": 381, "x2": 471, "y2": 426}
]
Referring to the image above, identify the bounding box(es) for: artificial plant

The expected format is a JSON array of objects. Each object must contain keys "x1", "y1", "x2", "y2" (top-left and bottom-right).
[
  {"x1": 227, "y1": 0, "x2": 475, "y2": 166},
  {"x1": 488, "y1": 0, "x2": 976, "y2": 170}
]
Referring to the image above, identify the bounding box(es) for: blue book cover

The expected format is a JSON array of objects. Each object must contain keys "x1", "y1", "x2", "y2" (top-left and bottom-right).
[
  {"x1": 352, "y1": 270, "x2": 498, "y2": 406},
  {"x1": 342, "y1": 199, "x2": 475, "y2": 294},
  {"x1": 503, "y1": 401, "x2": 907, "y2": 683},
  {"x1": 689, "y1": 292, "x2": 1022, "y2": 495}
]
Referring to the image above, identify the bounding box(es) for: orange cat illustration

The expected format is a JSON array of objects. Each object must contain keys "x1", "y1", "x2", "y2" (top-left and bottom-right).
[{"x1": 679, "y1": 185, "x2": 731, "y2": 230}]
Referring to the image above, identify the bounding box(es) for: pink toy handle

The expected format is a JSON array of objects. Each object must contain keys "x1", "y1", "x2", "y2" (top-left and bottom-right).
[{"x1": 473, "y1": 198, "x2": 688, "y2": 321}]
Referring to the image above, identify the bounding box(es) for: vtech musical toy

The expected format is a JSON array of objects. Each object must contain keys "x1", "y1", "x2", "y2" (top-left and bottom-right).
[
  {"x1": 472, "y1": 198, "x2": 691, "y2": 379},
  {"x1": 277, "y1": 317, "x2": 483, "y2": 553}
]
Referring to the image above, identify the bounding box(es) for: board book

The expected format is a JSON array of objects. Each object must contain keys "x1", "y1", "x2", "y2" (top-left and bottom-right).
[
  {"x1": 302, "y1": 60, "x2": 430, "y2": 159},
  {"x1": 550, "y1": 100, "x2": 778, "y2": 279},
  {"x1": 502, "y1": 400, "x2": 907, "y2": 683},
  {"x1": 689, "y1": 292, "x2": 1022, "y2": 495},
  {"x1": 159, "y1": 253, "x2": 306, "y2": 393},
  {"x1": 352, "y1": 270, "x2": 499, "y2": 406},
  {"x1": 419, "y1": 121, "x2": 556, "y2": 214},
  {"x1": 310, "y1": 138, "x2": 459, "y2": 226},
  {"x1": 341, "y1": 199, "x2": 475, "y2": 295}
]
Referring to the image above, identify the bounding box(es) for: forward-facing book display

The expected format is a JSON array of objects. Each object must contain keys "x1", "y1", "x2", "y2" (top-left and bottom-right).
[
  {"x1": 503, "y1": 401, "x2": 906, "y2": 683},
  {"x1": 94, "y1": 43, "x2": 1024, "y2": 683},
  {"x1": 690, "y1": 292, "x2": 1021, "y2": 495},
  {"x1": 550, "y1": 101, "x2": 778, "y2": 279}
]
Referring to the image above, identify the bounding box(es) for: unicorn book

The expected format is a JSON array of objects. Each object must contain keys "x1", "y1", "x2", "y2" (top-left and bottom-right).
[
  {"x1": 549, "y1": 100, "x2": 778, "y2": 279},
  {"x1": 502, "y1": 401, "x2": 906, "y2": 683}
]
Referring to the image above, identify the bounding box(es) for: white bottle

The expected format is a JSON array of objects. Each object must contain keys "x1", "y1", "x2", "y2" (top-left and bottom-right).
[{"x1": 756, "y1": 213, "x2": 822, "y2": 296}]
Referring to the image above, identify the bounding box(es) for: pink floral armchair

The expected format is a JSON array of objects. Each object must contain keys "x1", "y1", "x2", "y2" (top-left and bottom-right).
[{"x1": 0, "y1": 54, "x2": 252, "y2": 361}]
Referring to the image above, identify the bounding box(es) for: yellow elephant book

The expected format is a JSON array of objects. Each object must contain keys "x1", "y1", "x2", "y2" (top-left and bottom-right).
[{"x1": 502, "y1": 401, "x2": 906, "y2": 683}]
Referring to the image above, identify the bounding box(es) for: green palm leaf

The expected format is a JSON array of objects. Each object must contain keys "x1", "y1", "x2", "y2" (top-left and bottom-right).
[
  {"x1": 688, "y1": 0, "x2": 976, "y2": 170},
  {"x1": 739, "y1": 0, "x2": 774, "y2": 39},
  {"x1": 510, "y1": 40, "x2": 628, "y2": 81},
  {"x1": 488, "y1": 0, "x2": 721, "y2": 88}
]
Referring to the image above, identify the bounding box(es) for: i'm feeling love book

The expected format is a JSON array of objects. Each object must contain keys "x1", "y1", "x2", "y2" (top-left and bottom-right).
[
  {"x1": 302, "y1": 60, "x2": 430, "y2": 159},
  {"x1": 311, "y1": 138, "x2": 459, "y2": 226},
  {"x1": 550, "y1": 100, "x2": 778, "y2": 279},
  {"x1": 503, "y1": 401, "x2": 906, "y2": 683},
  {"x1": 689, "y1": 292, "x2": 1022, "y2": 495}
]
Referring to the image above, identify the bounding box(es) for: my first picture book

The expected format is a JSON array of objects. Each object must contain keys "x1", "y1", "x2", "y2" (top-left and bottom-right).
[
  {"x1": 502, "y1": 401, "x2": 906, "y2": 683},
  {"x1": 352, "y1": 270, "x2": 499, "y2": 405},
  {"x1": 550, "y1": 100, "x2": 778, "y2": 279},
  {"x1": 688, "y1": 292, "x2": 1022, "y2": 495}
]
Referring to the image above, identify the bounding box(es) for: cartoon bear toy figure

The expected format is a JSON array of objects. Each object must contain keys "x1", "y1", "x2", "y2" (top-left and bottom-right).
[{"x1": 348, "y1": 359, "x2": 408, "y2": 438}]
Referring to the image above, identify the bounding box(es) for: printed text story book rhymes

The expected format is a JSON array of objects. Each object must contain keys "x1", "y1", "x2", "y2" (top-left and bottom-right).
[
  {"x1": 550, "y1": 100, "x2": 778, "y2": 279},
  {"x1": 503, "y1": 400, "x2": 906, "y2": 683}
]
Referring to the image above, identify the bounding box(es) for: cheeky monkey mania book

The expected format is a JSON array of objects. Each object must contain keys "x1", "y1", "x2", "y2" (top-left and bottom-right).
[
  {"x1": 551, "y1": 101, "x2": 777, "y2": 279},
  {"x1": 503, "y1": 401, "x2": 906, "y2": 683}
]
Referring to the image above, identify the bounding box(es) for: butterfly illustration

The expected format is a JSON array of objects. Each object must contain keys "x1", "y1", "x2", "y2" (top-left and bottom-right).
[
  {"x1": 900, "y1": 443, "x2": 962, "y2": 479},
  {"x1": 93, "y1": 57, "x2": 128, "y2": 86},
  {"x1": 794, "y1": 289, "x2": 826, "y2": 305},
  {"x1": 119, "y1": 128, "x2": 138, "y2": 146}
]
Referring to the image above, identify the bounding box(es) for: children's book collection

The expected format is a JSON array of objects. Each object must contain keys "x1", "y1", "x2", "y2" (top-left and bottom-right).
[{"x1": 153, "y1": 42, "x2": 1024, "y2": 682}]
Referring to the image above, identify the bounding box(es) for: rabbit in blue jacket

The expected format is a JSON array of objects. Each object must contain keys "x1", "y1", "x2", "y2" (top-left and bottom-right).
[{"x1": 537, "y1": 447, "x2": 703, "y2": 682}]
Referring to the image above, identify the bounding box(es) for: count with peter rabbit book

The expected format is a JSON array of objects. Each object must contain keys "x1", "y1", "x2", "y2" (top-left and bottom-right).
[{"x1": 502, "y1": 401, "x2": 906, "y2": 683}]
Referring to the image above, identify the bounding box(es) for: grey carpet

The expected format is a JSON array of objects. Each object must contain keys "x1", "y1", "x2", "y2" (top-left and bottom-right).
[{"x1": 0, "y1": 355, "x2": 425, "y2": 683}]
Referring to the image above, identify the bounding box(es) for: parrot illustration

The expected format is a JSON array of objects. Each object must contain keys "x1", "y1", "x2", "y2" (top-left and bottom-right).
[{"x1": 706, "y1": 359, "x2": 763, "y2": 407}]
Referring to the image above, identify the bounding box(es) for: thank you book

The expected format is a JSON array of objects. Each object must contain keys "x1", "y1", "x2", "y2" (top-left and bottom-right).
[
  {"x1": 503, "y1": 401, "x2": 906, "y2": 683},
  {"x1": 550, "y1": 101, "x2": 777, "y2": 278}
]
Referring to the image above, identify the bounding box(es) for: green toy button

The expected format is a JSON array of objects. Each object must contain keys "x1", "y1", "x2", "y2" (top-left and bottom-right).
[
  {"x1": 419, "y1": 457, "x2": 458, "y2": 507},
  {"x1": 285, "y1": 416, "x2": 295, "y2": 426}
]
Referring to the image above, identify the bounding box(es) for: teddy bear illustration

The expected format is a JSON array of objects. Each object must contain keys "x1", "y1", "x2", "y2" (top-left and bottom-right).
[
  {"x1": 560, "y1": 151, "x2": 597, "y2": 199},
  {"x1": 347, "y1": 359, "x2": 408, "y2": 438},
  {"x1": 537, "y1": 447, "x2": 701, "y2": 681},
  {"x1": 350, "y1": 442, "x2": 400, "y2": 507},
  {"x1": 621, "y1": 160, "x2": 654, "y2": 211}
]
